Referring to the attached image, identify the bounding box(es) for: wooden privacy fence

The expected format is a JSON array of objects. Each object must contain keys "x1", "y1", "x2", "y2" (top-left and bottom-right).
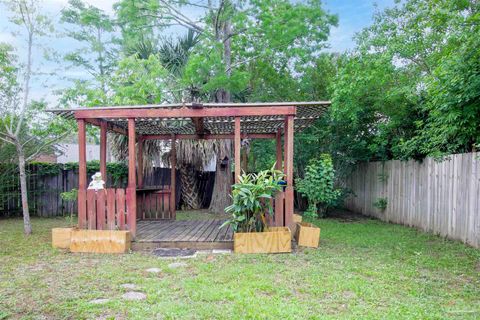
[
  {"x1": 0, "y1": 165, "x2": 214, "y2": 217},
  {"x1": 344, "y1": 152, "x2": 480, "y2": 248}
]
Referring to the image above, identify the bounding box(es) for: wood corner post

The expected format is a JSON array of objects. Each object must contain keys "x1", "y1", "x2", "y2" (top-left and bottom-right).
[
  {"x1": 77, "y1": 119, "x2": 87, "y2": 229},
  {"x1": 170, "y1": 134, "x2": 176, "y2": 220},
  {"x1": 284, "y1": 115, "x2": 294, "y2": 230},
  {"x1": 137, "y1": 136, "x2": 144, "y2": 189},
  {"x1": 234, "y1": 116, "x2": 241, "y2": 184},
  {"x1": 275, "y1": 128, "x2": 284, "y2": 227},
  {"x1": 127, "y1": 118, "x2": 137, "y2": 238},
  {"x1": 100, "y1": 120, "x2": 107, "y2": 185}
]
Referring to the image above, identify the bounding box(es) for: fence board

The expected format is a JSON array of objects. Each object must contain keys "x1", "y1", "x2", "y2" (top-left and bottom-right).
[
  {"x1": 1, "y1": 165, "x2": 215, "y2": 217},
  {"x1": 345, "y1": 152, "x2": 480, "y2": 248}
]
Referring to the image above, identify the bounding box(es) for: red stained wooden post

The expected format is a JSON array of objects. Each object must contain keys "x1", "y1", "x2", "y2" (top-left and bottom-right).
[
  {"x1": 87, "y1": 189, "x2": 96, "y2": 229},
  {"x1": 284, "y1": 115, "x2": 295, "y2": 229},
  {"x1": 100, "y1": 120, "x2": 107, "y2": 184},
  {"x1": 170, "y1": 135, "x2": 176, "y2": 220},
  {"x1": 127, "y1": 118, "x2": 137, "y2": 237},
  {"x1": 137, "y1": 137, "x2": 144, "y2": 188},
  {"x1": 275, "y1": 128, "x2": 284, "y2": 227},
  {"x1": 234, "y1": 117, "x2": 241, "y2": 183},
  {"x1": 96, "y1": 190, "x2": 106, "y2": 230},
  {"x1": 106, "y1": 189, "x2": 116, "y2": 229},
  {"x1": 77, "y1": 119, "x2": 87, "y2": 229},
  {"x1": 116, "y1": 188, "x2": 125, "y2": 230}
]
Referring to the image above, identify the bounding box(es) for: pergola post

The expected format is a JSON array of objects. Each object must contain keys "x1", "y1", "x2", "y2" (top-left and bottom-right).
[
  {"x1": 126, "y1": 118, "x2": 137, "y2": 237},
  {"x1": 275, "y1": 128, "x2": 284, "y2": 226},
  {"x1": 100, "y1": 120, "x2": 107, "y2": 185},
  {"x1": 284, "y1": 115, "x2": 294, "y2": 229},
  {"x1": 170, "y1": 134, "x2": 176, "y2": 219},
  {"x1": 77, "y1": 119, "x2": 87, "y2": 229},
  {"x1": 234, "y1": 116, "x2": 241, "y2": 183},
  {"x1": 137, "y1": 137, "x2": 144, "y2": 188}
]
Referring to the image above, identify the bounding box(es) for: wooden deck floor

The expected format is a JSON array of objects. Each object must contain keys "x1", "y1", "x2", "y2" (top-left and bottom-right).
[{"x1": 132, "y1": 219, "x2": 234, "y2": 251}]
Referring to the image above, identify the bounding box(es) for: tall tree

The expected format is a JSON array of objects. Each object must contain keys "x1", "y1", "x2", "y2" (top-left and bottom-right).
[
  {"x1": 0, "y1": 0, "x2": 65, "y2": 234},
  {"x1": 60, "y1": 0, "x2": 117, "y2": 106},
  {"x1": 116, "y1": 0, "x2": 338, "y2": 213}
]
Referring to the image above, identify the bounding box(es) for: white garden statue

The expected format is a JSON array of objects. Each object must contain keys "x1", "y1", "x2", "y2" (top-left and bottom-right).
[{"x1": 87, "y1": 172, "x2": 105, "y2": 191}]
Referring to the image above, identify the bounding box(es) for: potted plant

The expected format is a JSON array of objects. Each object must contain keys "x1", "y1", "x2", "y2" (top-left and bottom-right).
[{"x1": 221, "y1": 166, "x2": 291, "y2": 254}]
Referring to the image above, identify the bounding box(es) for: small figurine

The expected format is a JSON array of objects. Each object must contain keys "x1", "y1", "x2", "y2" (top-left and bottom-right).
[{"x1": 87, "y1": 172, "x2": 105, "y2": 191}]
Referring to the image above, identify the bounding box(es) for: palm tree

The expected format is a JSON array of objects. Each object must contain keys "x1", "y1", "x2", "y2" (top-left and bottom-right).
[{"x1": 112, "y1": 31, "x2": 221, "y2": 210}]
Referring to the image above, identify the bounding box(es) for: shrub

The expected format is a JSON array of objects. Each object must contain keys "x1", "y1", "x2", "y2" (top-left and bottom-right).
[
  {"x1": 296, "y1": 154, "x2": 341, "y2": 218},
  {"x1": 221, "y1": 166, "x2": 285, "y2": 233}
]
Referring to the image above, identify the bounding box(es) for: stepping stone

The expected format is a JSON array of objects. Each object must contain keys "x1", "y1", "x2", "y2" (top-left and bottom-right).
[
  {"x1": 122, "y1": 291, "x2": 146, "y2": 301},
  {"x1": 212, "y1": 249, "x2": 232, "y2": 254},
  {"x1": 89, "y1": 298, "x2": 110, "y2": 304},
  {"x1": 146, "y1": 268, "x2": 161, "y2": 273},
  {"x1": 120, "y1": 283, "x2": 137, "y2": 290},
  {"x1": 168, "y1": 262, "x2": 188, "y2": 269}
]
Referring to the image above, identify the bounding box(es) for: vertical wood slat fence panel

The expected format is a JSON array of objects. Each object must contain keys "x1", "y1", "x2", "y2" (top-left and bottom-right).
[
  {"x1": 0, "y1": 166, "x2": 213, "y2": 217},
  {"x1": 83, "y1": 189, "x2": 128, "y2": 230},
  {"x1": 344, "y1": 152, "x2": 480, "y2": 248}
]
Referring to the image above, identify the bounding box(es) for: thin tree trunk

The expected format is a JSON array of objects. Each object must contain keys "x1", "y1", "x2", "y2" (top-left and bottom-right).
[
  {"x1": 209, "y1": 16, "x2": 233, "y2": 214},
  {"x1": 16, "y1": 141, "x2": 32, "y2": 234}
]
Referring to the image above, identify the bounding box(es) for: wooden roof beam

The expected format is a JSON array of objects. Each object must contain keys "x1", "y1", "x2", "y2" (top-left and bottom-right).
[
  {"x1": 74, "y1": 106, "x2": 296, "y2": 119},
  {"x1": 140, "y1": 133, "x2": 276, "y2": 140}
]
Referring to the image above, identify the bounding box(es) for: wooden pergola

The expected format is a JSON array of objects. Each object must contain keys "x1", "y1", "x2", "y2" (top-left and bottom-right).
[{"x1": 49, "y1": 101, "x2": 330, "y2": 239}]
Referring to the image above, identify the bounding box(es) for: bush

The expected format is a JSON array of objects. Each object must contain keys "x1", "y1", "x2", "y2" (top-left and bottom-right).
[
  {"x1": 221, "y1": 166, "x2": 285, "y2": 233},
  {"x1": 296, "y1": 154, "x2": 341, "y2": 218}
]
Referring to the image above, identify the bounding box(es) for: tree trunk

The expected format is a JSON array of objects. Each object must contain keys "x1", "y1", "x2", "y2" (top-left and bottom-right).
[
  {"x1": 179, "y1": 164, "x2": 202, "y2": 210},
  {"x1": 209, "y1": 4, "x2": 234, "y2": 215},
  {"x1": 16, "y1": 141, "x2": 32, "y2": 235}
]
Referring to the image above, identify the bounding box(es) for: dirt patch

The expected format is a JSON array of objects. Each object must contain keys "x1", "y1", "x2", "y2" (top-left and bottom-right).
[{"x1": 326, "y1": 209, "x2": 369, "y2": 222}]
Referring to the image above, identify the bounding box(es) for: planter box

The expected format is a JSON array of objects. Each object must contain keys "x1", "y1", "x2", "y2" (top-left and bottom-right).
[
  {"x1": 70, "y1": 230, "x2": 131, "y2": 254},
  {"x1": 296, "y1": 222, "x2": 320, "y2": 248},
  {"x1": 234, "y1": 227, "x2": 291, "y2": 254},
  {"x1": 291, "y1": 214, "x2": 303, "y2": 234},
  {"x1": 52, "y1": 228, "x2": 73, "y2": 249}
]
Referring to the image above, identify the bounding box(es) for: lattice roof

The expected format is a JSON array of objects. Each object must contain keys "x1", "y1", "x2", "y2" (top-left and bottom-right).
[{"x1": 48, "y1": 101, "x2": 330, "y2": 135}]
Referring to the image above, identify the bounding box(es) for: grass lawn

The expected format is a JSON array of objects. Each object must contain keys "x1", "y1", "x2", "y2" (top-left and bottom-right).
[{"x1": 0, "y1": 216, "x2": 479, "y2": 320}]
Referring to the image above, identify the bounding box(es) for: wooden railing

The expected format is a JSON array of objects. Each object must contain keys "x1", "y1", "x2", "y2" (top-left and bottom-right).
[
  {"x1": 137, "y1": 188, "x2": 173, "y2": 220},
  {"x1": 79, "y1": 188, "x2": 131, "y2": 230}
]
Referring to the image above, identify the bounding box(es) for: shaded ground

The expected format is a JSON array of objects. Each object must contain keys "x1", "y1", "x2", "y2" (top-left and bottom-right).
[
  {"x1": 176, "y1": 209, "x2": 229, "y2": 221},
  {"x1": 1, "y1": 216, "x2": 479, "y2": 319}
]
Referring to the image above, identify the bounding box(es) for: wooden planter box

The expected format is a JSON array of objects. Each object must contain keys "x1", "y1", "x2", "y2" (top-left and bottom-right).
[
  {"x1": 295, "y1": 222, "x2": 320, "y2": 248},
  {"x1": 234, "y1": 227, "x2": 291, "y2": 254},
  {"x1": 291, "y1": 214, "x2": 303, "y2": 234},
  {"x1": 52, "y1": 228, "x2": 74, "y2": 249},
  {"x1": 70, "y1": 230, "x2": 131, "y2": 254}
]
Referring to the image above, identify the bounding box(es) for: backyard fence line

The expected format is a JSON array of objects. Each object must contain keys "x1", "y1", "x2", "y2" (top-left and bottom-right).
[
  {"x1": 344, "y1": 152, "x2": 480, "y2": 248},
  {"x1": 0, "y1": 164, "x2": 215, "y2": 218}
]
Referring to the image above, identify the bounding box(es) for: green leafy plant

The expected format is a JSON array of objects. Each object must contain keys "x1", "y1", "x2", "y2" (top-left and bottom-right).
[
  {"x1": 296, "y1": 154, "x2": 341, "y2": 218},
  {"x1": 221, "y1": 166, "x2": 285, "y2": 233},
  {"x1": 373, "y1": 197, "x2": 388, "y2": 211},
  {"x1": 60, "y1": 188, "x2": 78, "y2": 225}
]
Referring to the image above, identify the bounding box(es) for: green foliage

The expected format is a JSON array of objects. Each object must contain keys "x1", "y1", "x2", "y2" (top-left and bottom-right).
[
  {"x1": 60, "y1": 188, "x2": 78, "y2": 202},
  {"x1": 325, "y1": 0, "x2": 480, "y2": 163},
  {"x1": 373, "y1": 198, "x2": 388, "y2": 211},
  {"x1": 64, "y1": 161, "x2": 128, "y2": 185},
  {"x1": 296, "y1": 154, "x2": 341, "y2": 218},
  {"x1": 222, "y1": 166, "x2": 285, "y2": 233}
]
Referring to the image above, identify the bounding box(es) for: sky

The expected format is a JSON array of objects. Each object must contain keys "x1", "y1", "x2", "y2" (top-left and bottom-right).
[{"x1": 0, "y1": 0, "x2": 396, "y2": 106}]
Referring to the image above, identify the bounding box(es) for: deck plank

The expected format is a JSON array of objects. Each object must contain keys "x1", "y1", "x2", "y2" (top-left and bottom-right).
[{"x1": 134, "y1": 219, "x2": 233, "y2": 250}]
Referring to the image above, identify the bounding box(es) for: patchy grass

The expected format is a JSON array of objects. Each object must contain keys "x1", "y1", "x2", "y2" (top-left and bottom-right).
[{"x1": 0, "y1": 216, "x2": 479, "y2": 319}]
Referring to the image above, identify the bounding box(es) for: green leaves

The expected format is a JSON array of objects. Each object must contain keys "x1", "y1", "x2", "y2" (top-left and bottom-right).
[
  {"x1": 222, "y1": 166, "x2": 285, "y2": 233},
  {"x1": 296, "y1": 154, "x2": 341, "y2": 218}
]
